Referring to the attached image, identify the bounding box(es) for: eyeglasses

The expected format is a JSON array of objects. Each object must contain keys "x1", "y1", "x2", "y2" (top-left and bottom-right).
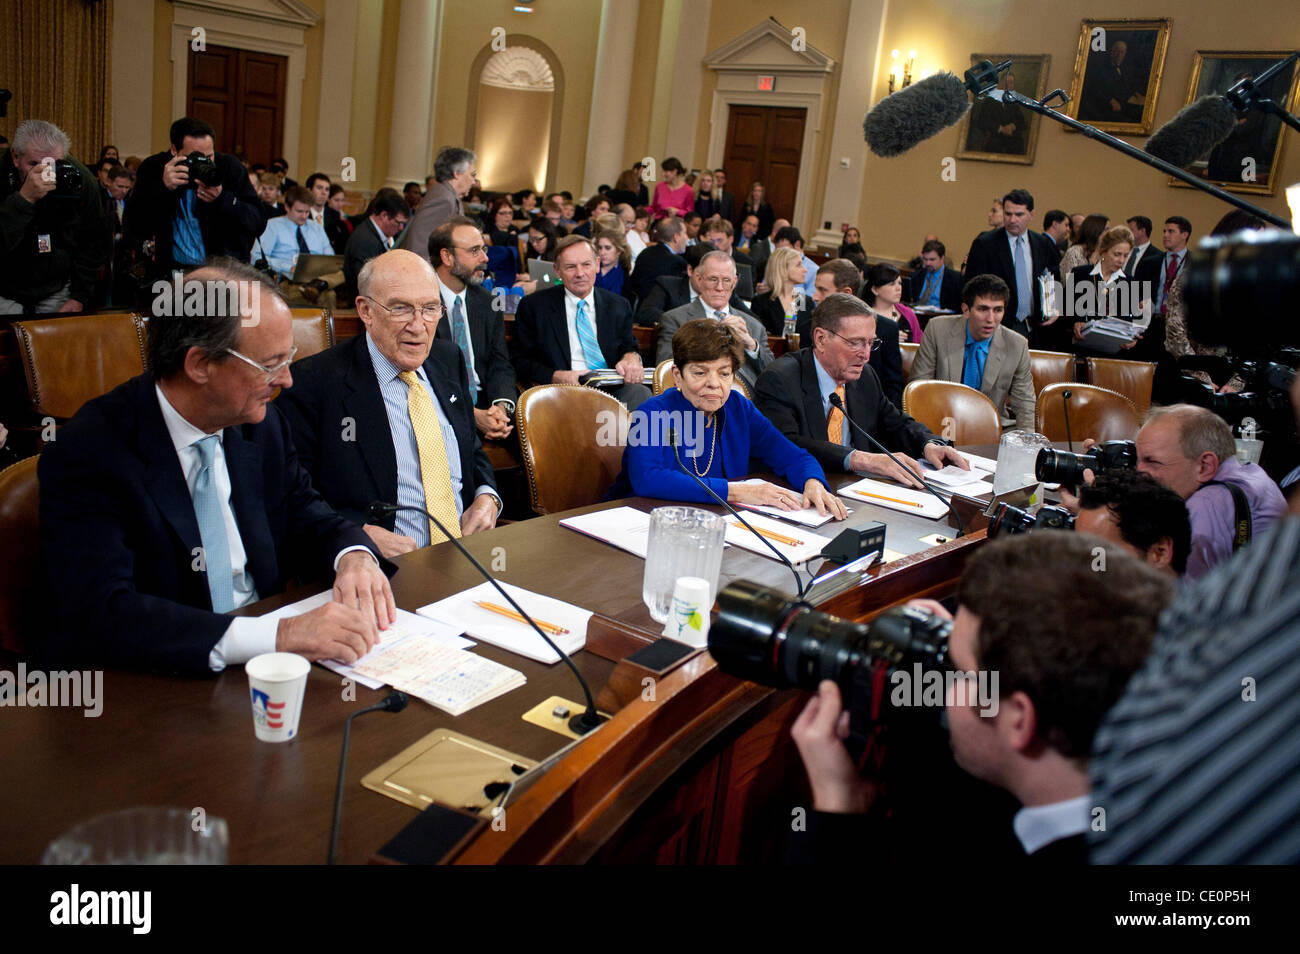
[
  {"x1": 699, "y1": 275, "x2": 736, "y2": 288},
  {"x1": 225, "y1": 345, "x2": 298, "y2": 382},
  {"x1": 827, "y1": 330, "x2": 881, "y2": 352},
  {"x1": 362, "y1": 298, "x2": 443, "y2": 322},
  {"x1": 454, "y1": 243, "x2": 487, "y2": 256}
]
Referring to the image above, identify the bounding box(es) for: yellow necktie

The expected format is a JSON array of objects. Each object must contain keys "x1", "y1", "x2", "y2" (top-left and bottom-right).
[
  {"x1": 398, "y1": 370, "x2": 461, "y2": 543},
  {"x1": 827, "y1": 385, "x2": 846, "y2": 445}
]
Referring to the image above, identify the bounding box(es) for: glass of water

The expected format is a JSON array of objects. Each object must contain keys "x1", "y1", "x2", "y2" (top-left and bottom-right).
[
  {"x1": 42, "y1": 807, "x2": 229, "y2": 864},
  {"x1": 993, "y1": 430, "x2": 1053, "y2": 503},
  {"x1": 642, "y1": 507, "x2": 726, "y2": 623}
]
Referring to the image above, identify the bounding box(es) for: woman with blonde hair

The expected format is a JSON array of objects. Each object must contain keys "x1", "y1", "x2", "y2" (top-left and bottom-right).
[
  {"x1": 693, "y1": 169, "x2": 721, "y2": 219},
  {"x1": 592, "y1": 218, "x2": 633, "y2": 297},
  {"x1": 750, "y1": 246, "x2": 810, "y2": 336},
  {"x1": 738, "y1": 181, "x2": 775, "y2": 238}
]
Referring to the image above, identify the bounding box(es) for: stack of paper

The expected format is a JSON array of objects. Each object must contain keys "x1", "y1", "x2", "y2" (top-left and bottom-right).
[
  {"x1": 722, "y1": 512, "x2": 833, "y2": 565},
  {"x1": 732, "y1": 479, "x2": 849, "y2": 527},
  {"x1": 560, "y1": 506, "x2": 653, "y2": 558},
  {"x1": 352, "y1": 640, "x2": 525, "y2": 717},
  {"x1": 922, "y1": 464, "x2": 991, "y2": 493},
  {"x1": 837, "y1": 477, "x2": 949, "y2": 518},
  {"x1": 417, "y1": 581, "x2": 590, "y2": 664},
  {"x1": 582, "y1": 368, "x2": 655, "y2": 388}
]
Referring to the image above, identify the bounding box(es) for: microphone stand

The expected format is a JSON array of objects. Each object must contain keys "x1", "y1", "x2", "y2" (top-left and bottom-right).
[
  {"x1": 1226, "y1": 52, "x2": 1300, "y2": 135},
  {"x1": 328, "y1": 691, "x2": 408, "y2": 865},
  {"x1": 966, "y1": 60, "x2": 1291, "y2": 229}
]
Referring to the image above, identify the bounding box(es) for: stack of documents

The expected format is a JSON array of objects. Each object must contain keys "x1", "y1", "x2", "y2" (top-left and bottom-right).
[
  {"x1": 560, "y1": 506, "x2": 653, "y2": 558},
  {"x1": 722, "y1": 512, "x2": 832, "y2": 565},
  {"x1": 352, "y1": 639, "x2": 525, "y2": 717},
  {"x1": 837, "y1": 477, "x2": 949, "y2": 518},
  {"x1": 581, "y1": 368, "x2": 655, "y2": 388},
  {"x1": 732, "y1": 479, "x2": 847, "y2": 527},
  {"x1": 1078, "y1": 318, "x2": 1140, "y2": 354},
  {"x1": 417, "y1": 581, "x2": 590, "y2": 664},
  {"x1": 921, "y1": 465, "x2": 991, "y2": 494}
]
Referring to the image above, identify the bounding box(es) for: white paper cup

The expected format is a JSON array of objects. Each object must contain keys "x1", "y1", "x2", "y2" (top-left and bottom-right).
[
  {"x1": 245, "y1": 652, "x2": 310, "y2": 743},
  {"x1": 662, "y1": 576, "x2": 712, "y2": 648}
]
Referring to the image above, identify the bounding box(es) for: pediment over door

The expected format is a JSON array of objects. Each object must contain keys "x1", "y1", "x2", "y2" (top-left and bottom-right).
[
  {"x1": 703, "y1": 18, "x2": 834, "y2": 75},
  {"x1": 170, "y1": 0, "x2": 320, "y2": 29}
]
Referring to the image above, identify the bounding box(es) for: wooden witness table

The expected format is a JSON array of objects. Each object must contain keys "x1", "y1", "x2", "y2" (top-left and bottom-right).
[{"x1": 0, "y1": 470, "x2": 989, "y2": 865}]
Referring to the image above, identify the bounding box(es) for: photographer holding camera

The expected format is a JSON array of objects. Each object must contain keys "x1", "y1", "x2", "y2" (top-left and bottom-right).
[
  {"x1": 0, "y1": 119, "x2": 109, "y2": 314},
  {"x1": 1076, "y1": 470, "x2": 1191, "y2": 577},
  {"x1": 788, "y1": 532, "x2": 1173, "y2": 863},
  {"x1": 126, "y1": 117, "x2": 267, "y2": 290}
]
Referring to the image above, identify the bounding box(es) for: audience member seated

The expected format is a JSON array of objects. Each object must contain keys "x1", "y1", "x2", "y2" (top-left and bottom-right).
[
  {"x1": 539, "y1": 198, "x2": 567, "y2": 233},
  {"x1": 628, "y1": 216, "x2": 688, "y2": 304},
  {"x1": 702, "y1": 216, "x2": 754, "y2": 284},
  {"x1": 342, "y1": 190, "x2": 410, "y2": 304},
  {"x1": 613, "y1": 203, "x2": 646, "y2": 262},
  {"x1": 511, "y1": 188, "x2": 539, "y2": 228},
  {"x1": 862, "y1": 261, "x2": 921, "y2": 344},
  {"x1": 593, "y1": 229, "x2": 632, "y2": 298},
  {"x1": 635, "y1": 243, "x2": 732, "y2": 327},
  {"x1": 608, "y1": 319, "x2": 845, "y2": 516},
  {"x1": 1076, "y1": 470, "x2": 1191, "y2": 576},
  {"x1": 301, "y1": 173, "x2": 337, "y2": 248},
  {"x1": 805, "y1": 259, "x2": 903, "y2": 408},
  {"x1": 484, "y1": 196, "x2": 519, "y2": 252},
  {"x1": 737, "y1": 181, "x2": 775, "y2": 239},
  {"x1": 326, "y1": 184, "x2": 354, "y2": 251},
  {"x1": 253, "y1": 185, "x2": 343, "y2": 305},
  {"x1": 38, "y1": 258, "x2": 395, "y2": 675},
  {"x1": 572, "y1": 194, "x2": 610, "y2": 239},
  {"x1": 734, "y1": 213, "x2": 761, "y2": 258},
  {"x1": 257, "y1": 172, "x2": 285, "y2": 218},
  {"x1": 836, "y1": 226, "x2": 865, "y2": 261},
  {"x1": 649, "y1": 156, "x2": 694, "y2": 220},
  {"x1": 400, "y1": 146, "x2": 476, "y2": 262},
  {"x1": 909, "y1": 239, "x2": 963, "y2": 312},
  {"x1": 750, "y1": 247, "x2": 811, "y2": 337},
  {"x1": 270, "y1": 157, "x2": 298, "y2": 190},
  {"x1": 772, "y1": 226, "x2": 818, "y2": 300},
  {"x1": 754, "y1": 294, "x2": 966, "y2": 488},
  {"x1": 607, "y1": 166, "x2": 645, "y2": 208},
  {"x1": 682, "y1": 211, "x2": 703, "y2": 246},
  {"x1": 911, "y1": 274, "x2": 1036, "y2": 431}
]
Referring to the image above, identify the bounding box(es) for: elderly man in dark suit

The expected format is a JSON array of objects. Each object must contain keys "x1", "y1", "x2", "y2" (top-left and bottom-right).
[
  {"x1": 964, "y1": 188, "x2": 1061, "y2": 345},
  {"x1": 635, "y1": 243, "x2": 748, "y2": 327},
  {"x1": 341, "y1": 190, "x2": 410, "y2": 303},
  {"x1": 911, "y1": 274, "x2": 1037, "y2": 431},
  {"x1": 38, "y1": 259, "x2": 395, "y2": 676},
  {"x1": 627, "y1": 216, "x2": 688, "y2": 304},
  {"x1": 399, "y1": 146, "x2": 476, "y2": 263},
  {"x1": 511, "y1": 235, "x2": 651, "y2": 410},
  {"x1": 754, "y1": 294, "x2": 966, "y2": 488}
]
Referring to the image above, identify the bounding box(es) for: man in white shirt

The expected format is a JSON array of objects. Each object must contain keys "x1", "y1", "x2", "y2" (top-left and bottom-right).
[
  {"x1": 1123, "y1": 215, "x2": 1160, "y2": 277},
  {"x1": 253, "y1": 186, "x2": 343, "y2": 304}
]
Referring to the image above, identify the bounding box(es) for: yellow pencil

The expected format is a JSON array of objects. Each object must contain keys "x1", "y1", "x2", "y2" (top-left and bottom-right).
[
  {"x1": 741, "y1": 524, "x2": 804, "y2": 547},
  {"x1": 474, "y1": 600, "x2": 570, "y2": 636},
  {"x1": 852, "y1": 490, "x2": 924, "y2": 508}
]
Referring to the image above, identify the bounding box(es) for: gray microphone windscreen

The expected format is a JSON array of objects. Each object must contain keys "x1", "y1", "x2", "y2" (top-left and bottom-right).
[
  {"x1": 1144, "y1": 95, "x2": 1238, "y2": 167},
  {"x1": 863, "y1": 72, "x2": 971, "y2": 158}
]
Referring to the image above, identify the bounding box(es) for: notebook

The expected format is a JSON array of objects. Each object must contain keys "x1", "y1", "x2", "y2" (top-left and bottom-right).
[{"x1": 417, "y1": 581, "x2": 590, "y2": 664}]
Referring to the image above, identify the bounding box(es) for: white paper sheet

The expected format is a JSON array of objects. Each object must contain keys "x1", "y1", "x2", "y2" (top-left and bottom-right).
[
  {"x1": 722, "y1": 512, "x2": 835, "y2": 565},
  {"x1": 416, "y1": 581, "x2": 590, "y2": 664},
  {"x1": 837, "y1": 477, "x2": 950, "y2": 519},
  {"x1": 732, "y1": 479, "x2": 850, "y2": 527},
  {"x1": 560, "y1": 506, "x2": 653, "y2": 558}
]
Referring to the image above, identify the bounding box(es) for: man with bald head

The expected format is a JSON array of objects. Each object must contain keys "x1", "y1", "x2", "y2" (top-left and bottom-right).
[
  {"x1": 39, "y1": 258, "x2": 396, "y2": 675},
  {"x1": 276, "y1": 249, "x2": 500, "y2": 559}
]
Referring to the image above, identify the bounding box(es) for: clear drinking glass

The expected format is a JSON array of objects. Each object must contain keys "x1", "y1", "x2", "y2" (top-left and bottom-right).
[
  {"x1": 42, "y1": 807, "x2": 229, "y2": 865},
  {"x1": 993, "y1": 430, "x2": 1053, "y2": 503},
  {"x1": 642, "y1": 507, "x2": 726, "y2": 623}
]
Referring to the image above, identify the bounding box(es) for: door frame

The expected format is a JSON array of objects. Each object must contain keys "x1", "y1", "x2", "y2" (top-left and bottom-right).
[{"x1": 716, "y1": 101, "x2": 813, "y2": 225}]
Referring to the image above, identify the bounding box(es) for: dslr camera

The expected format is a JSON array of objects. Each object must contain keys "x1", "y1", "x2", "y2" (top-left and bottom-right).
[
  {"x1": 181, "y1": 151, "x2": 223, "y2": 188},
  {"x1": 987, "y1": 502, "x2": 1075, "y2": 538},
  {"x1": 43, "y1": 158, "x2": 84, "y2": 197},
  {"x1": 708, "y1": 580, "x2": 951, "y2": 759},
  {"x1": 1035, "y1": 440, "x2": 1135, "y2": 487}
]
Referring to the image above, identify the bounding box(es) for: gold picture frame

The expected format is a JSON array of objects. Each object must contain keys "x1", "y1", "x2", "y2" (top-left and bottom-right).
[
  {"x1": 955, "y1": 54, "x2": 1051, "y2": 165},
  {"x1": 1169, "y1": 50, "x2": 1300, "y2": 196},
  {"x1": 1067, "y1": 18, "x2": 1172, "y2": 135}
]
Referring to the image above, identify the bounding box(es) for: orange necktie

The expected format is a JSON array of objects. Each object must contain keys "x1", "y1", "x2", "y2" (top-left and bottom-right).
[{"x1": 827, "y1": 385, "x2": 846, "y2": 445}]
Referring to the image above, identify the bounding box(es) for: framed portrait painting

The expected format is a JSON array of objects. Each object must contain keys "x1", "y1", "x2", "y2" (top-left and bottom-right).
[
  {"x1": 1068, "y1": 18, "x2": 1172, "y2": 134},
  {"x1": 956, "y1": 54, "x2": 1051, "y2": 164},
  {"x1": 1169, "y1": 51, "x2": 1300, "y2": 196}
]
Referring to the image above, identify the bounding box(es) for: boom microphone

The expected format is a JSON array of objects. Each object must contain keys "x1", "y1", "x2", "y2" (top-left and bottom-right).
[
  {"x1": 863, "y1": 72, "x2": 971, "y2": 157},
  {"x1": 1144, "y1": 95, "x2": 1239, "y2": 167}
]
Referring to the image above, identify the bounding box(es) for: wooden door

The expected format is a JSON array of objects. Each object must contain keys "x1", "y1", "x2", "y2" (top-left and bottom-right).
[
  {"x1": 722, "y1": 105, "x2": 806, "y2": 222},
  {"x1": 187, "y1": 44, "x2": 286, "y2": 166}
]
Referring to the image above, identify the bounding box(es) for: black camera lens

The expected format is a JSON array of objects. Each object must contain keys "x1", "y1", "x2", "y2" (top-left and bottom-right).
[
  {"x1": 1184, "y1": 230, "x2": 1300, "y2": 349},
  {"x1": 1035, "y1": 447, "x2": 1086, "y2": 486},
  {"x1": 185, "y1": 151, "x2": 222, "y2": 188},
  {"x1": 987, "y1": 501, "x2": 1037, "y2": 538},
  {"x1": 52, "y1": 159, "x2": 82, "y2": 196}
]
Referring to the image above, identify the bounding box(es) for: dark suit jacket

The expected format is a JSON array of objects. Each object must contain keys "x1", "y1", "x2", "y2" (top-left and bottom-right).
[
  {"x1": 909, "y1": 266, "x2": 964, "y2": 312},
  {"x1": 275, "y1": 334, "x2": 496, "y2": 531},
  {"x1": 793, "y1": 311, "x2": 906, "y2": 409},
  {"x1": 342, "y1": 218, "x2": 388, "y2": 302},
  {"x1": 716, "y1": 189, "x2": 735, "y2": 225},
  {"x1": 37, "y1": 374, "x2": 385, "y2": 675},
  {"x1": 1066, "y1": 264, "x2": 1165, "y2": 364},
  {"x1": 433, "y1": 283, "x2": 516, "y2": 408},
  {"x1": 635, "y1": 275, "x2": 751, "y2": 328},
  {"x1": 753, "y1": 349, "x2": 936, "y2": 474},
  {"x1": 751, "y1": 290, "x2": 811, "y2": 337},
  {"x1": 510, "y1": 285, "x2": 639, "y2": 386},
  {"x1": 627, "y1": 244, "x2": 687, "y2": 304},
  {"x1": 1126, "y1": 243, "x2": 1161, "y2": 279},
  {"x1": 324, "y1": 205, "x2": 351, "y2": 253},
  {"x1": 964, "y1": 227, "x2": 1061, "y2": 334}
]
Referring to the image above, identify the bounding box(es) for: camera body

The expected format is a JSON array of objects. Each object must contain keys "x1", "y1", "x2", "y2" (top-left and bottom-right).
[
  {"x1": 1035, "y1": 440, "x2": 1135, "y2": 487},
  {"x1": 47, "y1": 158, "x2": 83, "y2": 197},
  {"x1": 986, "y1": 502, "x2": 1076, "y2": 538},
  {"x1": 182, "y1": 151, "x2": 222, "y2": 188}
]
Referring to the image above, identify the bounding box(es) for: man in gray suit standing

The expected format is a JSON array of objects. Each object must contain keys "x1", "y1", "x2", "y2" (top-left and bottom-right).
[
  {"x1": 399, "y1": 146, "x2": 475, "y2": 263},
  {"x1": 911, "y1": 274, "x2": 1037, "y2": 431},
  {"x1": 656, "y1": 250, "x2": 773, "y2": 393}
]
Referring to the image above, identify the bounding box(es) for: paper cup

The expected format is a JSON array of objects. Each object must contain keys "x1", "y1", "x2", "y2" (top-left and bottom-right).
[
  {"x1": 662, "y1": 576, "x2": 712, "y2": 648},
  {"x1": 245, "y1": 652, "x2": 310, "y2": 743}
]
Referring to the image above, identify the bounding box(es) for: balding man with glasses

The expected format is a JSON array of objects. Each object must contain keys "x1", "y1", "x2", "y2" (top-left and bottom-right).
[{"x1": 276, "y1": 249, "x2": 500, "y2": 560}]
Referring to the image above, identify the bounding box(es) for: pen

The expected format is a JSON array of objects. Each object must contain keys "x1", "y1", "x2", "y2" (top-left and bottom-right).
[{"x1": 474, "y1": 601, "x2": 570, "y2": 636}]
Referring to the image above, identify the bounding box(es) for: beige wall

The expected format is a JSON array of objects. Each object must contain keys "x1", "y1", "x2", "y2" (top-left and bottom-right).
[
  {"x1": 475, "y1": 86, "x2": 555, "y2": 193},
  {"x1": 856, "y1": 0, "x2": 1300, "y2": 264}
]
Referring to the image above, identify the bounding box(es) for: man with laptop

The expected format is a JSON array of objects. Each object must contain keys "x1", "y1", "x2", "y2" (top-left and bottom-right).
[{"x1": 252, "y1": 185, "x2": 344, "y2": 306}]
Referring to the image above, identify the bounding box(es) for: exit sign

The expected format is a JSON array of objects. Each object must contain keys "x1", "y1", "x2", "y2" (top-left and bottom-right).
[{"x1": 757, "y1": 75, "x2": 775, "y2": 91}]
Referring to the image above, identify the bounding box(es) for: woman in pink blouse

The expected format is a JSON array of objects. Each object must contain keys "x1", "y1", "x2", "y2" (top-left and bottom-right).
[{"x1": 650, "y1": 157, "x2": 694, "y2": 220}]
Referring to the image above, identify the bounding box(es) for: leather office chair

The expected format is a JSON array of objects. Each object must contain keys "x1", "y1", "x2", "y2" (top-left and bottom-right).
[
  {"x1": 902, "y1": 380, "x2": 1001, "y2": 445},
  {"x1": 1027, "y1": 349, "x2": 1074, "y2": 397},
  {"x1": 900, "y1": 341, "x2": 919, "y2": 382},
  {"x1": 1036, "y1": 383, "x2": 1139, "y2": 443},
  {"x1": 516, "y1": 385, "x2": 629, "y2": 514},
  {"x1": 1086, "y1": 357, "x2": 1156, "y2": 419},
  {"x1": 0, "y1": 455, "x2": 40, "y2": 655},
  {"x1": 652, "y1": 359, "x2": 749, "y2": 398},
  {"x1": 288, "y1": 308, "x2": 336, "y2": 360},
  {"x1": 12, "y1": 313, "x2": 149, "y2": 421}
]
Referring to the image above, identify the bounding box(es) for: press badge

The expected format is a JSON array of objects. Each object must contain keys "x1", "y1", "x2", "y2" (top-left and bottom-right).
[{"x1": 37, "y1": 234, "x2": 52, "y2": 253}]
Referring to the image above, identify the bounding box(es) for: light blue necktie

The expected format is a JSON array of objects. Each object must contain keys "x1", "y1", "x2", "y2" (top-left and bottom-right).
[
  {"x1": 575, "y1": 299, "x2": 607, "y2": 369},
  {"x1": 450, "y1": 296, "x2": 479, "y2": 402},
  {"x1": 1014, "y1": 236, "x2": 1033, "y2": 321},
  {"x1": 192, "y1": 434, "x2": 234, "y2": 613}
]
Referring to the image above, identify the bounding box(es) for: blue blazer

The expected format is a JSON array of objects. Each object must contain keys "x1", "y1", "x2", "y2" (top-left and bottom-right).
[
  {"x1": 37, "y1": 373, "x2": 390, "y2": 675},
  {"x1": 607, "y1": 386, "x2": 828, "y2": 503}
]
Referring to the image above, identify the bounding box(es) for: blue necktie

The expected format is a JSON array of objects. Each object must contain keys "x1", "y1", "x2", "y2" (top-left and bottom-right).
[
  {"x1": 191, "y1": 434, "x2": 234, "y2": 613},
  {"x1": 1014, "y1": 236, "x2": 1033, "y2": 321},
  {"x1": 963, "y1": 340, "x2": 986, "y2": 389},
  {"x1": 450, "y1": 296, "x2": 479, "y2": 402},
  {"x1": 575, "y1": 299, "x2": 607, "y2": 369},
  {"x1": 296, "y1": 225, "x2": 310, "y2": 254}
]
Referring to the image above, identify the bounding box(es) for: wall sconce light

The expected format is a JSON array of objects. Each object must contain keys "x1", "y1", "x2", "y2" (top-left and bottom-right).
[{"x1": 888, "y1": 49, "x2": 917, "y2": 94}]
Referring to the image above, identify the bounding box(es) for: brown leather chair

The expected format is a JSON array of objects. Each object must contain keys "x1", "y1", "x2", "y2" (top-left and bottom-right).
[
  {"x1": 900, "y1": 341, "x2": 920, "y2": 382},
  {"x1": 1027, "y1": 349, "x2": 1074, "y2": 397},
  {"x1": 1036, "y1": 383, "x2": 1139, "y2": 443},
  {"x1": 902, "y1": 380, "x2": 1001, "y2": 445},
  {"x1": 12, "y1": 313, "x2": 149, "y2": 420},
  {"x1": 652, "y1": 359, "x2": 749, "y2": 398},
  {"x1": 0, "y1": 455, "x2": 40, "y2": 655},
  {"x1": 516, "y1": 385, "x2": 630, "y2": 514},
  {"x1": 1086, "y1": 357, "x2": 1156, "y2": 418},
  {"x1": 633, "y1": 325, "x2": 655, "y2": 356},
  {"x1": 288, "y1": 308, "x2": 336, "y2": 360}
]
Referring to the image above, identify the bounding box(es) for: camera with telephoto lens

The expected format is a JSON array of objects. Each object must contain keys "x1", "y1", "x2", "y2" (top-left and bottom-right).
[
  {"x1": 1035, "y1": 440, "x2": 1135, "y2": 487},
  {"x1": 182, "y1": 151, "x2": 222, "y2": 188},
  {"x1": 48, "y1": 158, "x2": 83, "y2": 197},
  {"x1": 708, "y1": 580, "x2": 951, "y2": 759},
  {"x1": 986, "y1": 502, "x2": 1076, "y2": 538}
]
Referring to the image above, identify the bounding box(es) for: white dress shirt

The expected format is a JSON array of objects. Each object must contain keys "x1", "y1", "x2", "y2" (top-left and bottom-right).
[
  {"x1": 1013, "y1": 794, "x2": 1092, "y2": 855},
  {"x1": 564, "y1": 288, "x2": 600, "y2": 371},
  {"x1": 437, "y1": 274, "x2": 477, "y2": 384}
]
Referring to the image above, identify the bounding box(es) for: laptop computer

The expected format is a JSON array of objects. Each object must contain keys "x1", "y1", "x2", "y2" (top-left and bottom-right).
[
  {"x1": 290, "y1": 254, "x2": 344, "y2": 284},
  {"x1": 527, "y1": 259, "x2": 559, "y2": 287}
]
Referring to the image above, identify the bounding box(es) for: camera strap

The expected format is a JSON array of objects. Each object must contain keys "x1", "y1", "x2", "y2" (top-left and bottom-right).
[{"x1": 1204, "y1": 479, "x2": 1252, "y2": 551}]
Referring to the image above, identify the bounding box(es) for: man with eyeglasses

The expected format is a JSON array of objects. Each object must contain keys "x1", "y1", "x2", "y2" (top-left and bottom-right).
[
  {"x1": 755, "y1": 293, "x2": 968, "y2": 487},
  {"x1": 276, "y1": 249, "x2": 501, "y2": 559},
  {"x1": 341, "y1": 190, "x2": 411, "y2": 304},
  {"x1": 655, "y1": 251, "x2": 772, "y2": 393},
  {"x1": 39, "y1": 258, "x2": 397, "y2": 675}
]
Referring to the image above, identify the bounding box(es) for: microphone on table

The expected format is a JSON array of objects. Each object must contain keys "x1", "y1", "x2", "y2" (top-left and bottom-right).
[
  {"x1": 1061, "y1": 389, "x2": 1074, "y2": 452},
  {"x1": 1144, "y1": 95, "x2": 1239, "y2": 167},
  {"x1": 364, "y1": 501, "x2": 607, "y2": 737},
  {"x1": 328, "y1": 690, "x2": 408, "y2": 865},
  {"x1": 863, "y1": 71, "x2": 972, "y2": 157},
  {"x1": 667, "y1": 427, "x2": 807, "y2": 599},
  {"x1": 827, "y1": 392, "x2": 967, "y2": 538}
]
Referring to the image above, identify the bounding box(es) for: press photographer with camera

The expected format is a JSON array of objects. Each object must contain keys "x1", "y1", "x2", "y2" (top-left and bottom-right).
[
  {"x1": 785, "y1": 532, "x2": 1173, "y2": 863},
  {"x1": 1075, "y1": 471, "x2": 1190, "y2": 577},
  {"x1": 126, "y1": 117, "x2": 267, "y2": 290},
  {"x1": 0, "y1": 119, "x2": 109, "y2": 314}
]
